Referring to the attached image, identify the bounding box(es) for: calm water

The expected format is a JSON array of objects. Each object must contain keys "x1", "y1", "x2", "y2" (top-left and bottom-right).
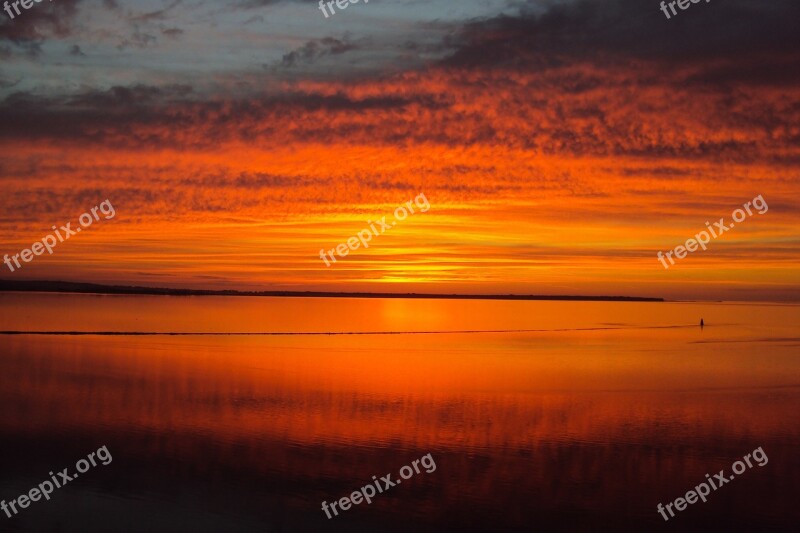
[{"x1": 0, "y1": 293, "x2": 798, "y2": 532}]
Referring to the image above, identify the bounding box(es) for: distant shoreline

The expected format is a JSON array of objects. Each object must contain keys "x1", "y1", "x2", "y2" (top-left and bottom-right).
[{"x1": 0, "y1": 280, "x2": 664, "y2": 302}]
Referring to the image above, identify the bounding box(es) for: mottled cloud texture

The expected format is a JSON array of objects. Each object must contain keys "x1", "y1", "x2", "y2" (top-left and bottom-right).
[{"x1": 0, "y1": 0, "x2": 798, "y2": 300}]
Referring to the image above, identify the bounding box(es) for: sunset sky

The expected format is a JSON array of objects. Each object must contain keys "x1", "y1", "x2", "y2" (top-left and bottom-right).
[{"x1": 0, "y1": 0, "x2": 798, "y2": 300}]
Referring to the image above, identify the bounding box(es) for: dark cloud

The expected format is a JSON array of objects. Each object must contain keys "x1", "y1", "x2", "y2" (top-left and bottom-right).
[
  {"x1": 68, "y1": 84, "x2": 194, "y2": 107},
  {"x1": 161, "y1": 27, "x2": 184, "y2": 38},
  {"x1": 0, "y1": 84, "x2": 188, "y2": 144},
  {"x1": 442, "y1": 0, "x2": 800, "y2": 86},
  {"x1": 0, "y1": 0, "x2": 83, "y2": 45},
  {"x1": 129, "y1": 0, "x2": 182, "y2": 22},
  {"x1": 9, "y1": 40, "x2": 41, "y2": 58},
  {"x1": 116, "y1": 27, "x2": 158, "y2": 50},
  {"x1": 0, "y1": 82, "x2": 444, "y2": 147},
  {"x1": 280, "y1": 37, "x2": 359, "y2": 68},
  {"x1": 0, "y1": 0, "x2": 796, "y2": 163},
  {"x1": 0, "y1": 74, "x2": 21, "y2": 89}
]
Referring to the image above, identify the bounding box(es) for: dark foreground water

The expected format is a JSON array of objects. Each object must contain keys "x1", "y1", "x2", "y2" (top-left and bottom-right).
[{"x1": 0, "y1": 293, "x2": 798, "y2": 532}]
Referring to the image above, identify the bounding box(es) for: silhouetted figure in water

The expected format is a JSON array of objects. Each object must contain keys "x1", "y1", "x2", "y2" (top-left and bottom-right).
[{"x1": 700, "y1": 319, "x2": 704, "y2": 328}]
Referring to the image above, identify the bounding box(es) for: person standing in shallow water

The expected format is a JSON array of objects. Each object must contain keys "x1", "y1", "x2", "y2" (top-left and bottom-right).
[{"x1": 700, "y1": 319, "x2": 704, "y2": 328}]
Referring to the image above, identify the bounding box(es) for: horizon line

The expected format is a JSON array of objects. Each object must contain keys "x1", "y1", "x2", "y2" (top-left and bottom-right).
[{"x1": 0, "y1": 279, "x2": 665, "y2": 302}]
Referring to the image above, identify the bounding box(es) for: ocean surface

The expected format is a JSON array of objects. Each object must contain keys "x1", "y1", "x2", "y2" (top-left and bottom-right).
[{"x1": 0, "y1": 293, "x2": 798, "y2": 532}]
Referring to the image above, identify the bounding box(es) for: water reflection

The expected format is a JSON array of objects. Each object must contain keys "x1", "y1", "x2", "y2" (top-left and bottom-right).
[{"x1": 0, "y1": 295, "x2": 798, "y2": 531}]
